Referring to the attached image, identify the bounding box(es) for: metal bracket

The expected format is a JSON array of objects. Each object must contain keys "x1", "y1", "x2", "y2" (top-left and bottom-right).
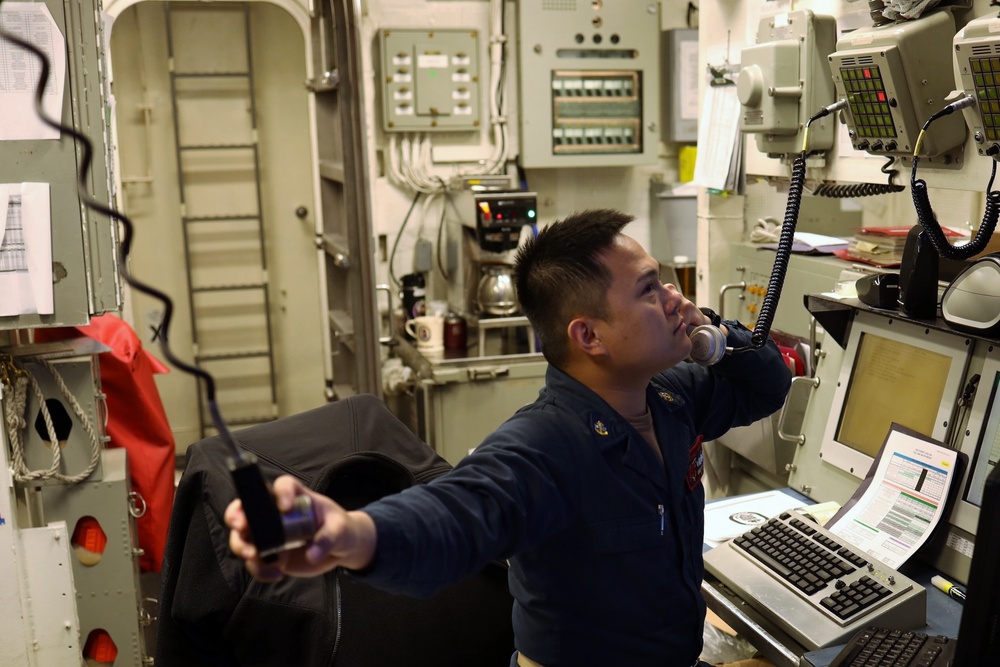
[
  {"x1": 776, "y1": 375, "x2": 820, "y2": 446},
  {"x1": 468, "y1": 366, "x2": 510, "y2": 381}
]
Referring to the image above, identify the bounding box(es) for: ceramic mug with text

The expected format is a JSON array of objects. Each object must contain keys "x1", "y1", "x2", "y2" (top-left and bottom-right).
[{"x1": 405, "y1": 315, "x2": 445, "y2": 350}]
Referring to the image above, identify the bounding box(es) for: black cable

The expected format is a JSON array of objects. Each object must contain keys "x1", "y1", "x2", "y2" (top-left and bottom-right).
[
  {"x1": 910, "y1": 101, "x2": 1000, "y2": 261},
  {"x1": 687, "y1": 2, "x2": 698, "y2": 28},
  {"x1": 747, "y1": 151, "x2": 807, "y2": 351},
  {"x1": 388, "y1": 190, "x2": 423, "y2": 289},
  {"x1": 435, "y1": 193, "x2": 450, "y2": 280},
  {"x1": 810, "y1": 156, "x2": 906, "y2": 197},
  {"x1": 0, "y1": 0, "x2": 244, "y2": 458},
  {"x1": 912, "y1": 163, "x2": 1000, "y2": 259},
  {"x1": 736, "y1": 103, "x2": 846, "y2": 352}
]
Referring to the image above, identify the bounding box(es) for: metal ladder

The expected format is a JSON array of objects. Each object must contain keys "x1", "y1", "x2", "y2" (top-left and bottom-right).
[{"x1": 164, "y1": 1, "x2": 277, "y2": 433}]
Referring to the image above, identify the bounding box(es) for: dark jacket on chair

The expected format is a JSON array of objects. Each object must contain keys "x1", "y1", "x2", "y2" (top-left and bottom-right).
[{"x1": 155, "y1": 394, "x2": 515, "y2": 667}]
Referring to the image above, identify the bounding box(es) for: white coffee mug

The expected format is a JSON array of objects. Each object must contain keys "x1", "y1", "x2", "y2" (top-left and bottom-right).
[{"x1": 405, "y1": 315, "x2": 445, "y2": 350}]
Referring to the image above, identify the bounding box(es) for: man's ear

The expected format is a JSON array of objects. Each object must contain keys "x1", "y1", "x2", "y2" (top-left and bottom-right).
[{"x1": 567, "y1": 317, "x2": 605, "y2": 356}]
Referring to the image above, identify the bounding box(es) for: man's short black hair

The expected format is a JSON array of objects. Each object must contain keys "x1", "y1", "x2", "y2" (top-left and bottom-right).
[{"x1": 513, "y1": 209, "x2": 634, "y2": 367}]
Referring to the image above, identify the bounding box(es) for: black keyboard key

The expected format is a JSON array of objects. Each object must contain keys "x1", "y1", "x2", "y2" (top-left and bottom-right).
[
  {"x1": 829, "y1": 627, "x2": 957, "y2": 667},
  {"x1": 746, "y1": 544, "x2": 793, "y2": 578}
]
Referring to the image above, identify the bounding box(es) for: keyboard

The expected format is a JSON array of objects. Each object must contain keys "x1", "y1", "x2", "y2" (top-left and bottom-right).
[
  {"x1": 828, "y1": 627, "x2": 956, "y2": 666},
  {"x1": 703, "y1": 511, "x2": 926, "y2": 651}
]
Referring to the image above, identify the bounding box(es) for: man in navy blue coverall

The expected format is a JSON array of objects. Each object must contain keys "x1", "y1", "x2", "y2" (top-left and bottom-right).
[{"x1": 227, "y1": 209, "x2": 791, "y2": 667}]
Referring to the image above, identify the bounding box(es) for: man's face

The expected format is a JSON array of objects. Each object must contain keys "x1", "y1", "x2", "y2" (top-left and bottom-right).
[{"x1": 594, "y1": 234, "x2": 694, "y2": 375}]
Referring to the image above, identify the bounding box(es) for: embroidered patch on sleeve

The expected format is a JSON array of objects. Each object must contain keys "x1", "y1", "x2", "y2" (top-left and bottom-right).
[{"x1": 686, "y1": 435, "x2": 704, "y2": 490}]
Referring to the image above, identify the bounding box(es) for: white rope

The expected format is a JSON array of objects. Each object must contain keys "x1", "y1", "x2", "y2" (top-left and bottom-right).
[
  {"x1": 3, "y1": 358, "x2": 102, "y2": 485},
  {"x1": 750, "y1": 216, "x2": 783, "y2": 243}
]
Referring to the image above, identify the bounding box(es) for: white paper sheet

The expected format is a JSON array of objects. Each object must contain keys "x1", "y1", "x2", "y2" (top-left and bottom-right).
[
  {"x1": 704, "y1": 489, "x2": 815, "y2": 548},
  {"x1": 0, "y1": 2, "x2": 65, "y2": 140},
  {"x1": 760, "y1": 232, "x2": 850, "y2": 254},
  {"x1": 0, "y1": 182, "x2": 52, "y2": 316},
  {"x1": 827, "y1": 427, "x2": 959, "y2": 569},
  {"x1": 693, "y1": 84, "x2": 742, "y2": 192}
]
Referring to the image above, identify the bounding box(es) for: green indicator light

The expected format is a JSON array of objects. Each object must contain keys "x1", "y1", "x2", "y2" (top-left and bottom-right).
[{"x1": 528, "y1": 210, "x2": 536, "y2": 219}]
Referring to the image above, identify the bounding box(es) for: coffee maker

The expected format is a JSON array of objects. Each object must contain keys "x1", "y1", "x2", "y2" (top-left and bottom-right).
[{"x1": 468, "y1": 191, "x2": 537, "y2": 316}]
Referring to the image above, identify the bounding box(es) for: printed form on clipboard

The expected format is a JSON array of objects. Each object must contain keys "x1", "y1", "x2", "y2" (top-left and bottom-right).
[{"x1": 826, "y1": 425, "x2": 961, "y2": 570}]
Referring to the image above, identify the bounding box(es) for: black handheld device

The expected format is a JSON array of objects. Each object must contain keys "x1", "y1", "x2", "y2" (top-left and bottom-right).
[
  {"x1": 897, "y1": 226, "x2": 940, "y2": 319},
  {"x1": 229, "y1": 456, "x2": 317, "y2": 560}
]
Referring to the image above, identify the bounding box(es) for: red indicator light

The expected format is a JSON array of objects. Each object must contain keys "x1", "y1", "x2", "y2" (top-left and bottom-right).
[
  {"x1": 877, "y1": 91, "x2": 886, "y2": 102},
  {"x1": 72, "y1": 516, "x2": 107, "y2": 554},
  {"x1": 83, "y1": 629, "x2": 118, "y2": 664},
  {"x1": 863, "y1": 68, "x2": 871, "y2": 79}
]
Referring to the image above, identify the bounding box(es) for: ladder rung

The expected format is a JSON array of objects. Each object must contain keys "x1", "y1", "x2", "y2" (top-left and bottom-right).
[
  {"x1": 179, "y1": 143, "x2": 256, "y2": 150},
  {"x1": 191, "y1": 282, "x2": 267, "y2": 293},
  {"x1": 196, "y1": 349, "x2": 272, "y2": 362},
  {"x1": 173, "y1": 71, "x2": 249, "y2": 78},
  {"x1": 184, "y1": 214, "x2": 260, "y2": 222}
]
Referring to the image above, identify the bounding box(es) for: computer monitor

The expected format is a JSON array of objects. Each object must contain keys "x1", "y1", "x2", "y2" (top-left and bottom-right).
[
  {"x1": 820, "y1": 311, "x2": 972, "y2": 478},
  {"x1": 963, "y1": 362, "x2": 1000, "y2": 509},
  {"x1": 925, "y1": 344, "x2": 1000, "y2": 584},
  {"x1": 953, "y1": 454, "x2": 1000, "y2": 665}
]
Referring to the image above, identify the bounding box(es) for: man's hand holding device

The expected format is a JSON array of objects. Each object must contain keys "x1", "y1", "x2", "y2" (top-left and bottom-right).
[
  {"x1": 225, "y1": 475, "x2": 377, "y2": 582},
  {"x1": 687, "y1": 304, "x2": 729, "y2": 366}
]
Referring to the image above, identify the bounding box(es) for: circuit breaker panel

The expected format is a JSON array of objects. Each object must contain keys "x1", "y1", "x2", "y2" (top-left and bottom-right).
[
  {"x1": 517, "y1": 1, "x2": 660, "y2": 168},
  {"x1": 380, "y1": 29, "x2": 481, "y2": 132}
]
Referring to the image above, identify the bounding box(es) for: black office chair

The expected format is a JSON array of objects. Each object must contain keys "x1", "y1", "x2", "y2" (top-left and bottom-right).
[{"x1": 155, "y1": 394, "x2": 515, "y2": 667}]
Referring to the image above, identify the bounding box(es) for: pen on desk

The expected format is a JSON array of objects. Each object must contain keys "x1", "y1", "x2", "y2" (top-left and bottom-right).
[{"x1": 931, "y1": 575, "x2": 967, "y2": 603}]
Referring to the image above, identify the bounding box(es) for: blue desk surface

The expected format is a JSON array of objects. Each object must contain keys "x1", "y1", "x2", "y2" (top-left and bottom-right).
[
  {"x1": 802, "y1": 564, "x2": 963, "y2": 667},
  {"x1": 703, "y1": 490, "x2": 965, "y2": 667}
]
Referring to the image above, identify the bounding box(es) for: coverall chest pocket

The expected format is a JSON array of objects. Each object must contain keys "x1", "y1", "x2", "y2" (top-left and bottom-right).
[{"x1": 587, "y1": 512, "x2": 666, "y2": 553}]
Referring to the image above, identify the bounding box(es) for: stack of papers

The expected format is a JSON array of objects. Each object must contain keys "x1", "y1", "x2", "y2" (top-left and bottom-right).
[
  {"x1": 693, "y1": 84, "x2": 745, "y2": 194},
  {"x1": 834, "y1": 226, "x2": 966, "y2": 267}
]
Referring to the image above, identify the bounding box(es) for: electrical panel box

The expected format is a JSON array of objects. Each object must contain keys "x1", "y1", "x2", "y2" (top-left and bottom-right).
[
  {"x1": 517, "y1": 1, "x2": 660, "y2": 168},
  {"x1": 661, "y1": 28, "x2": 698, "y2": 144},
  {"x1": 379, "y1": 29, "x2": 481, "y2": 132},
  {"x1": 954, "y1": 14, "x2": 1000, "y2": 159},
  {"x1": 828, "y1": 10, "x2": 965, "y2": 159},
  {"x1": 737, "y1": 10, "x2": 838, "y2": 156},
  {"x1": 0, "y1": 0, "x2": 120, "y2": 330}
]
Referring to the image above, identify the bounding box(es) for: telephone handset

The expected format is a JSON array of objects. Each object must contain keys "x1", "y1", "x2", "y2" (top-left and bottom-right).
[
  {"x1": 688, "y1": 307, "x2": 728, "y2": 366},
  {"x1": 689, "y1": 324, "x2": 728, "y2": 366}
]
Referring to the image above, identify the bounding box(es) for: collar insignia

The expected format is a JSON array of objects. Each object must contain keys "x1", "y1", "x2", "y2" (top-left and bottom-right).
[
  {"x1": 658, "y1": 391, "x2": 675, "y2": 403},
  {"x1": 593, "y1": 420, "x2": 609, "y2": 436}
]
